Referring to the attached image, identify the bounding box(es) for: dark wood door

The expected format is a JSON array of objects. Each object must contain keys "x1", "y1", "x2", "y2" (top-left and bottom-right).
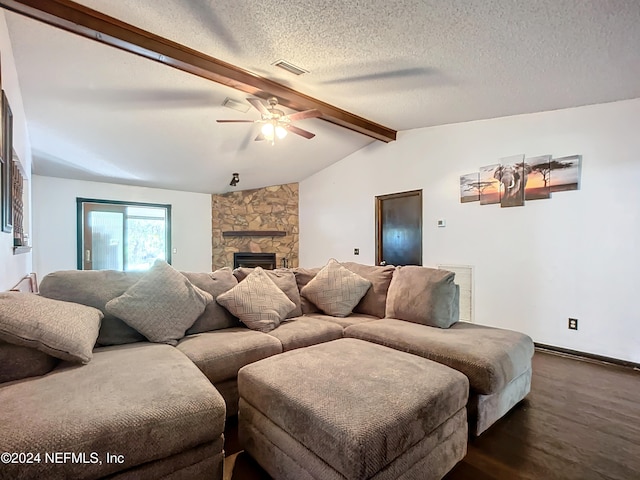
[{"x1": 376, "y1": 190, "x2": 422, "y2": 266}]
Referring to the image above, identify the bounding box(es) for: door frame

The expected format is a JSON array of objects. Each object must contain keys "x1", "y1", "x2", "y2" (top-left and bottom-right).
[{"x1": 375, "y1": 189, "x2": 423, "y2": 266}]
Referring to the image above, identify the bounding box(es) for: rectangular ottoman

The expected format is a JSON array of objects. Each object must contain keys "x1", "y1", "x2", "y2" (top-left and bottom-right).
[{"x1": 238, "y1": 338, "x2": 469, "y2": 480}]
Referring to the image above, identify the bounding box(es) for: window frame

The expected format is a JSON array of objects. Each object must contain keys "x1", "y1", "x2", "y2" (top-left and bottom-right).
[{"x1": 76, "y1": 197, "x2": 172, "y2": 271}]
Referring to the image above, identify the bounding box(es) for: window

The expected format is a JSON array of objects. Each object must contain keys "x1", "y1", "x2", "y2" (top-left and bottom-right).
[{"x1": 77, "y1": 198, "x2": 171, "y2": 271}]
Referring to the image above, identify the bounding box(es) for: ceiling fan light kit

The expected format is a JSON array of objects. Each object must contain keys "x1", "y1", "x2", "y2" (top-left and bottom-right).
[
  {"x1": 261, "y1": 122, "x2": 288, "y2": 141},
  {"x1": 217, "y1": 97, "x2": 321, "y2": 145}
]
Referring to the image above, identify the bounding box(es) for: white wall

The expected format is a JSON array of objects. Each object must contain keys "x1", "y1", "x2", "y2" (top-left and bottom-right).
[
  {"x1": 32, "y1": 175, "x2": 212, "y2": 276},
  {"x1": 0, "y1": 10, "x2": 33, "y2": 290},
  {"x1": 300, "y1": 99, "x2": 640, "y2": 363}
]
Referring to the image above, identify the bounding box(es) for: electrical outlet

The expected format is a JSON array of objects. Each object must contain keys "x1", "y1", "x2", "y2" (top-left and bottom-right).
[
  {"x1": 568, "y1": 318, "x2": 578, "y2": 330},
  {"x1": 354, "y1": 248, "x2": 360, "y2": 255}
]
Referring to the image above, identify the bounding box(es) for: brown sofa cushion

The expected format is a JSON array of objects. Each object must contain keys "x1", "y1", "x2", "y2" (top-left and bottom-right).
[
  {"x1": 177, "y1": 328, "x2": 283, "y2": 384},
  {"x1": 0, "y1": 342, "x2": 225, "y2": 479},
  {"x1": 39, "y1": 270, "x2": 146, "y2": 346},
  {"x1": 217, "y1": 267, "x2": 295, "y2": 333},
  {"x1": 345, "y1": 319, "x2": 534, "y2": 395},
  {"x1": 292, "y1": 267, "x2": 321, "y2": 314},
  {"x1": 267, "y1": 316, "x2": 344, "y2": 351},
  {"x1": 0, "y1": 292, "x2": 103, "y2": 364},
  {"x1": 0, "y1": 341, "x2": 58, "y2": 384},
  {"x1": 304, "y1": 312, "x2": 380, "y2": 329},
  {"x1": 106, "y1": 260, "x2": 213, "y2": 346},
  {"x1": 184, "y1": 268, "x2": 241, "y2": 334},
  {"x1": 385, "y1": 266, "x2": 459, "y2": 328},
  {"x1": 233, "y1": 268, "x2": 303, "y2": 318},
  {"x1": 342, "y1": 262, "x2": 395, "y2": 318}
]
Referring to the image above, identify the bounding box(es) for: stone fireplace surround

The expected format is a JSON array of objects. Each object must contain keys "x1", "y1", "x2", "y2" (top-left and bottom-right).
[{"x1": 211, "y1": 183, "x2": 299, "y2": 271}]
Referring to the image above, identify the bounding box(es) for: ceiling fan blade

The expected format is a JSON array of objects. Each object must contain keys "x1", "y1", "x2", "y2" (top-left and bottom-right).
[
  {"x1": 216, "y1": 120, "x2": 255, "y2": 123},
  {"x1": 287, "y1": 124, "x2": 316, "y2": 139},
  {"x1": 254, "y1": 133, "x2": 266, "y2": 141},
  {"x1": 286, "y1": 109, "x2": 322, "y2": 121},
  {"x1": 247, "y1": 97, "x2": 270, "y2": 116}
]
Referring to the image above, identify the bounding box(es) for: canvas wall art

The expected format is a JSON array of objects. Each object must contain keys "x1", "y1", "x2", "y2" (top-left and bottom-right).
[
  {"x1": 459, "y1": 172, "x2": 480, "y2": 203},
  {"x1": 478, "y1": 164, "x2": 501, "y2": 205},
  {"x1": 524, "y1": 154, "x2": 552, "y2": 200},
  {"x1": 460, "y1": 153, "x2": 581, "y2": 208},
  {"x1": 495, "y1": 154, "x2": 526, "y2": 208},
  {"x1": 549, "y1": 155, "x2": 582, "y2": 192}
]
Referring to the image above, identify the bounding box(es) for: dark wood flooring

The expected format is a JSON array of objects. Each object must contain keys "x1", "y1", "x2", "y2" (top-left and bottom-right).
[{"x1": 223, "y1": 350, "x2": 640, "y2": 480}]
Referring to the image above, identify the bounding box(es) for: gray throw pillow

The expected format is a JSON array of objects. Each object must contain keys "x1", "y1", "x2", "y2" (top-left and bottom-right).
[
  {"x1": 385, "y1": 266, "x2": 459, "y2": 328},
  {"x1": 106, "y1": 260, "x2": 213, "y2": 345},
  {"x1": 0, "y1": 292, "x2": 103, "y2": 364},
  {"x1": 300, "y1": 259, "x2": 372, "y2": 317},
  {"x1": 216, "y1": 267, "x2": 295, "y2": 333},
  {"x1": 233, "y1": 267, "x2": 303, "y2": 318},
  {"x1": 342, "y1": 262, "x2": 395, "y2": 318},
  {"x1": 184, "y1": 268, "x2": 241, "y2": 334},
  {"x1": 292, "y1": 267, "x2": 321, "y2": 314}
]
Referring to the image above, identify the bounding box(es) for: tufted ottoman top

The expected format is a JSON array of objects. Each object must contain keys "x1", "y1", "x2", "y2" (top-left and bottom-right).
[{"x1": 238, "y1": 338, "x2": 468, "y2": 479}]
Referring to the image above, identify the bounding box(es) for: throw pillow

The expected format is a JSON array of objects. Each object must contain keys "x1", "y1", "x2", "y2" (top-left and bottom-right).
[
  {"x1": 385, "y1": 266, "x2": 459, "y2": 328},
  {"x1": 300, "y1": 259, "x2": 372, "y2": 317},
  {"x1": 0, "y1": 292, "x2": 103, "y2": 364},
  {"x1": 216, "y1": 267, "x2": 295, "y2": 333},
  {"x1": 184, "y1": 268, "x2": 241, "y2": 334},
  {"x1": 342, "y1": 262, "x2": 395, "y2": 318},
  {"x1": 233, "y1": 267, "x2": 303, "y2": 318},
  {"x1": 292, "y1": 267, "x2": 321, "y2": 314},
  {"x1": 105, "y1": 260, "x2": 213, "y2": 345}
]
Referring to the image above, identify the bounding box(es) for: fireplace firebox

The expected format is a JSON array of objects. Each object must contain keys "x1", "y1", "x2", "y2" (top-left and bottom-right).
[{"x1": 233, "y1": 252, "x2": 276, "y2": 270}]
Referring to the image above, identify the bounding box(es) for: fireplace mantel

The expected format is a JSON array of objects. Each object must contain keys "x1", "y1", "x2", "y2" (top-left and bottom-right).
[{"x1": 222, "y1": 230, "x2": 286, "y2": 237}]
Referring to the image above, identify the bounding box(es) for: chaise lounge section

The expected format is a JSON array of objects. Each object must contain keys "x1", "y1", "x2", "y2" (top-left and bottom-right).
[
  {"x1": 0, "y1": 342, "x2": 225, "y2": 480},
  {"x1": 345, "y1": 320, "x2": 533, "y2": 435}
]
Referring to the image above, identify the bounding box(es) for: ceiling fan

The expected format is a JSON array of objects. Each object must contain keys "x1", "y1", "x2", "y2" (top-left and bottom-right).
[{"x1": 217, "y1": 97, "x2": 321, "y2": 144}]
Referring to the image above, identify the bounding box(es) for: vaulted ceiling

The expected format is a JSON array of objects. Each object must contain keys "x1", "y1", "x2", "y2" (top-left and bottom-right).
[{"x1": 4, "y1": 0, "x2": 640, "y2": 193}]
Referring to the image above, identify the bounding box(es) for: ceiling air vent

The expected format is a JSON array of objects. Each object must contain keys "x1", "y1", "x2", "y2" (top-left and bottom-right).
[
  {"x1": 272, "y1": 59, "x2": 309, "y2": 76},
  {"x1": 222, "y1": 97, "x2": 250, "y2": 113}
]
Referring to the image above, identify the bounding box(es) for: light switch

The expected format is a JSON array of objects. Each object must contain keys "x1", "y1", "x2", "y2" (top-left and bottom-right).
[
  {"x1": 172, "y1": 248, "x2": 178, "y2": 254},
  {"x1": 437, "y1": 219, "x2": 446, "y2": 228}
]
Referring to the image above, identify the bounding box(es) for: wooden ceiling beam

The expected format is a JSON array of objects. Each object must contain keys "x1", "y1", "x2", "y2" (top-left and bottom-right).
[{"x1": 0, "y1": 0, "x2": 397, "y2": 142}]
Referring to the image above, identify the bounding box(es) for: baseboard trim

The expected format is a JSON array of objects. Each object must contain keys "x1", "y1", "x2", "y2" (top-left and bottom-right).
[{"x1": 535, "y1": 343, "x2": 640, "y2": 370}]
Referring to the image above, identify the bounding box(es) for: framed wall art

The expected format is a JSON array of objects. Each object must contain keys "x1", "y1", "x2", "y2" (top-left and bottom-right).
[{"x1": 1, "y1": 90, "x2": 13, "y2": 233}]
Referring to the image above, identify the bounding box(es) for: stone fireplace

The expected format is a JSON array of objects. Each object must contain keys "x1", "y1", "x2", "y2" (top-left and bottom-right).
[{"x1": 211, "y1": 183, "x2": 299, "y2": 270}]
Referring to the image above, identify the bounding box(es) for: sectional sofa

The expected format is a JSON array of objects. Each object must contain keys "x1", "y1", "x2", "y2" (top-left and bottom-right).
[{"x1": 0, "y1": 259, "x2": 533, "y2": 479}]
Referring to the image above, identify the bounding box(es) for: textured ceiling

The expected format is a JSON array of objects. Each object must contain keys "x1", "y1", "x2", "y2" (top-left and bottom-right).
[{"x1": 5, "y1": 0, "x2": 640, "y2": 193}]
